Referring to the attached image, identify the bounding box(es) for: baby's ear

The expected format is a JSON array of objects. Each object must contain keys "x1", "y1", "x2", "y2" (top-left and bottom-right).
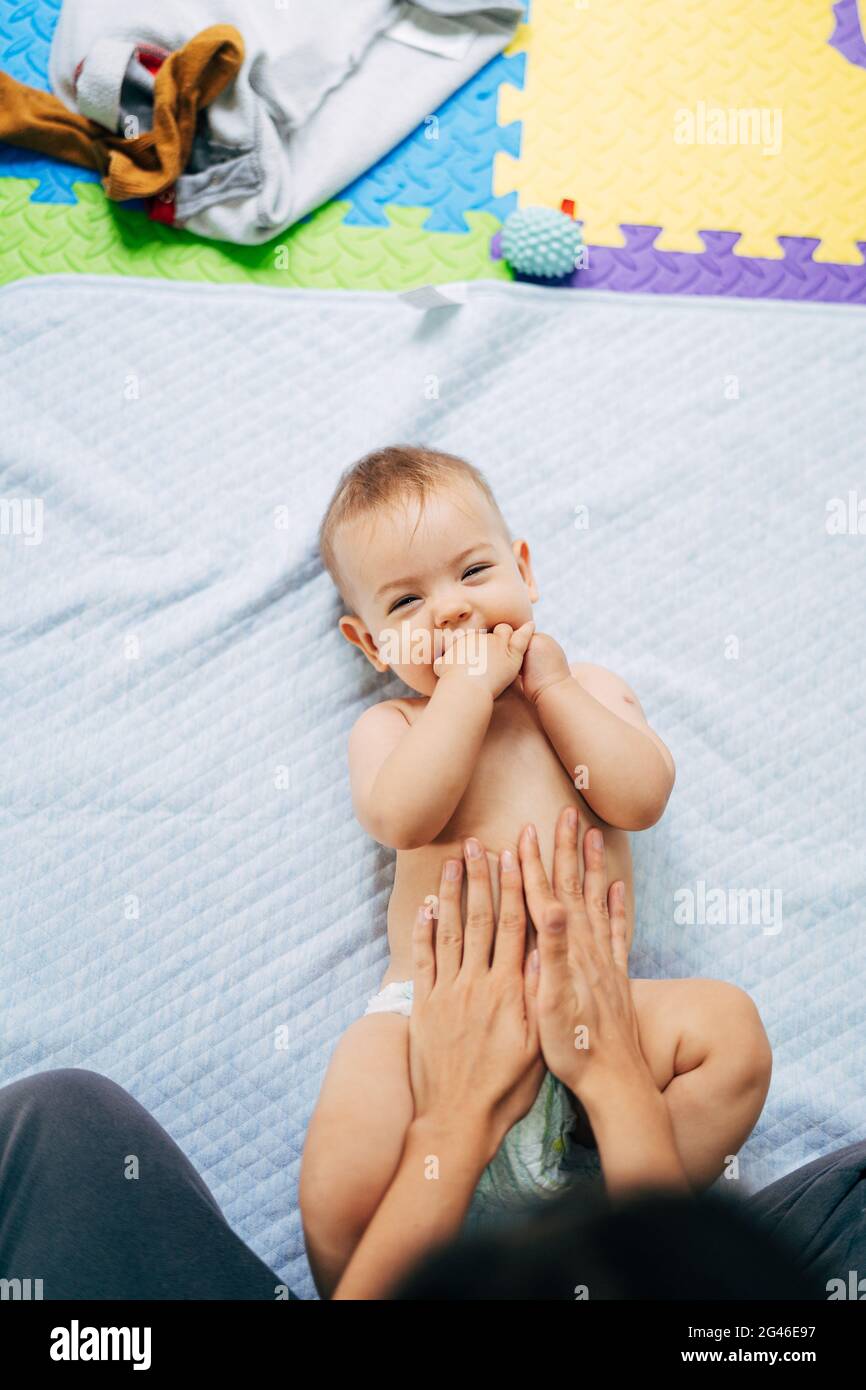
[
  {"x1": 513, "y1": 538, "x2": 539, "y2": 603},
  {"x1": 338, "y1": 614, "x2": 388, "y2": 672}
]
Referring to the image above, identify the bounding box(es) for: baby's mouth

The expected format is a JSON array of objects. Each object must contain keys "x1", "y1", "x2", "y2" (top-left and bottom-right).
[{"x1": 434, "y1": 627, "x2": 484, "y2": 654}]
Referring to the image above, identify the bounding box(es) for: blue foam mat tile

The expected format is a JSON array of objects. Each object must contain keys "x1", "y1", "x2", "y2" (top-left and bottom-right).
[
  {"x1": 340, "y1": 50, "x2": 525, "y2": 234},
  {"x1": 0, "y1": 0, "x2": 60, "y2": 88}
]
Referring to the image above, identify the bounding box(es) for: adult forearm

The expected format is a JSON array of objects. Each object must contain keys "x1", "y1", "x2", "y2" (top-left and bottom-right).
[
  {"x1": 332, "y1": 1116, "x2": 491, "y2": 1300},
  {"x1": 580, "y1": 1071, "x2": 690, "y2": 1198},
  {"x1": 534, "y1": 678, "x2": 672, "y2": 830},
  {"x1": 368, "y1": 677, "x2": 494, "y2": 849}
]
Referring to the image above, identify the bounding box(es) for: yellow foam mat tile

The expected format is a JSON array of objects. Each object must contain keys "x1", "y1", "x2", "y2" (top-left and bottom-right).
[{"x1": 496, "y1": 0, "x2": 866, "y2": 263}]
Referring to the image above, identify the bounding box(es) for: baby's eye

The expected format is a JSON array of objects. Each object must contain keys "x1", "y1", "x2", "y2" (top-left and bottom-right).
[
  {"x1": 388, "y1": 594, "x2": 419, "y2": 614},
  {"x1": 462, "y1": 564, "x2": 491, "y2": 580}
]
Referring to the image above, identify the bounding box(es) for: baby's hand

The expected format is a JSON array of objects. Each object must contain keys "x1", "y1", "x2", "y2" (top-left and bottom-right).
[
  {"x1": 520, "y1": 632, "x2": 572, "y2": 705},
  {"x1": 434, "y1": 621, "x2": 535, "y2": 700}
]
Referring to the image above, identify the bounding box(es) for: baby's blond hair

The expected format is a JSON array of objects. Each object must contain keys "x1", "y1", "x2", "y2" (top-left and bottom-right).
[{"x1": 318, "y1": 444, "x2": 509, "y2": 604}]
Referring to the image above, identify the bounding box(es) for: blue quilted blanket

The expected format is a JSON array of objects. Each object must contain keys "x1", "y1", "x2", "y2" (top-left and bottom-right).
[{"x1": 1, "y1": 275, "x2": 864, "y2": 1299}]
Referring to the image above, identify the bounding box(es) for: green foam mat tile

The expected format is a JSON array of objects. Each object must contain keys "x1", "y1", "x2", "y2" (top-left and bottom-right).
[{"x1": 0, "y1": 179, "x2": 512, "y2": 290}]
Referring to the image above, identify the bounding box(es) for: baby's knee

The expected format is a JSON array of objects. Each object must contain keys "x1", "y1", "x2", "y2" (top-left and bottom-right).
[{"x1": 704, "y1": 982, "x2": 773, "y2": 1098}]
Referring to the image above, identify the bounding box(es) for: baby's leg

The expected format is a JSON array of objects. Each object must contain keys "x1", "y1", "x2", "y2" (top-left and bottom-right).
[
  {"x1": 299, "y1": 1014, "x2": 413, "y2": 1298},
  {"x1": 574, "y1": 979, "x2": 772, "y2": 1191}
]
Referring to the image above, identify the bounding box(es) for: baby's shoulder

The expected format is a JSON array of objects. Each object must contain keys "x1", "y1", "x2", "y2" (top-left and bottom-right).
[
  {"x1": 347, "y1": 696, "x2": 423, "y2": 777},
  {"x1": 387, "y1": 695, "x2": 427, "y2": 726},
  {"x1": 569, "y1": 661, "x2": 643, "y2": 712},
  {"x1": 350, "y1": 694, "x2": 426, "y2": 737}
]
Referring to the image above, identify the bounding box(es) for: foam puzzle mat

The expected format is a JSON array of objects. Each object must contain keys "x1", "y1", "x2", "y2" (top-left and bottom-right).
[{"x1": 2, "y1": 0, "x2": 865, "y2": 301}]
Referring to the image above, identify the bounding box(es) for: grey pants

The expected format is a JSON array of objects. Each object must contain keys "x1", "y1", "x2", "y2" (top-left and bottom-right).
[
  {"x1": 0, "y1": 1066, "x2": 863, "y2": 1300},
  {"x1": 0, "y1": 1068, "x2": 292, "y2": 1300},
  {"x1": 744, "y1": 1138, "x2": 866, "y2": 1291}
]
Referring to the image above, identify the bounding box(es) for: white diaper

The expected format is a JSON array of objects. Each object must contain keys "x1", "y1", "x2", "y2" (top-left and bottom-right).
[
  {"x1": 364, "y1": 980, "x2": 414, "y2": 1018},
  {"x1": 363, "y1": 979, "x2": 602, "y2": 1221}
]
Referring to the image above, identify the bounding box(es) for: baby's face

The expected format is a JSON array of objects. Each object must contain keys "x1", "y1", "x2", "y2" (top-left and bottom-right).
[{"x1": 337, "y1": 481, "x2": 538, "y2": 695}]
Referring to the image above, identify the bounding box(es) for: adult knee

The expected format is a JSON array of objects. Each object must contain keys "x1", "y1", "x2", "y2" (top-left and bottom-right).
[{"x1": 0, "y1": 1067, "x2": 133, "y2": 1130}]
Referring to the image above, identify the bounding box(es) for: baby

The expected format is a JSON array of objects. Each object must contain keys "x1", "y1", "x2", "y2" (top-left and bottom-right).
[{"x1": 300, "y1": 444, "x2": 772, "y2": 1296}]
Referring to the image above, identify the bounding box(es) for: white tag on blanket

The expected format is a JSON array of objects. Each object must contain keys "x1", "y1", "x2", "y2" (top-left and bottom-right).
[
  {"x1": 386, "y1": 3, "x2": 477, "y2": 61},
  {"x1": 398, "y1": 281, "x2": 469, "y2": 309}
]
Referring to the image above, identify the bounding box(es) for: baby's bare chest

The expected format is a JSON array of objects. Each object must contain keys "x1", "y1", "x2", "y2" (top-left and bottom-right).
[
  {"x1": 427, "y1": 689, "x2": 583, "y2": 847},
  {"x1": 384, "y1": 688, "x2": 634, "y2": 976}
]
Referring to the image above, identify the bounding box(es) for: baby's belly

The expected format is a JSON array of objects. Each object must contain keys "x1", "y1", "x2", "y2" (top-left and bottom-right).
[{"x1": 381, "y1": 795, "x2": 633, "y2": 983}]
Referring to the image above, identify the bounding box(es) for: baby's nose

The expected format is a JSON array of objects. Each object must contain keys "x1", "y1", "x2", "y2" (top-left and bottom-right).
[{"x1": 434, "y1": 597, "x2": 472, "y2": 628}]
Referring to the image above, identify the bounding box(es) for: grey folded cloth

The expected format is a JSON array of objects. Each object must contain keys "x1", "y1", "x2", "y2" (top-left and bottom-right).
[{"x1": 49, "y1": 0, "x2": 526, "y2": 244}]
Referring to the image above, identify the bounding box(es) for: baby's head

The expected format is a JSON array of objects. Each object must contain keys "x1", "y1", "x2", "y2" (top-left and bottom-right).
[{"x1": 319, "y1": 444, "x2": 538, "y2": 695}]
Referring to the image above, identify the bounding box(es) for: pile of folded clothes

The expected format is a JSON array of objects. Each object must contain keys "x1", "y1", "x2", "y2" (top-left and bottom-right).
[{"x1": 0, "y1": 0, "x2": 524, "y2": 244}]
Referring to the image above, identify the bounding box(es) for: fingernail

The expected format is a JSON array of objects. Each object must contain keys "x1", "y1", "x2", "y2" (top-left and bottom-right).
[
  {"x1": 613, "y1": 881, "x2": 625, "y2": 904},
  {"x1": 464, "y1": 838, "x2": 482, "y2": 859},
  {"x1": 445, "y1": 859, "x2": 461, "y2": 880},
  {"x1": 529, "y1": 948, "x2": 539, "y2": 974},
  {"x1": 590, "y1": 828, "x2": 603, "y2": 851},
  {"x1": 525, "y1": 823, "x2": 537, "y2": 843},
  {"x1": 416, "y1": 906, "x2": 428, "y2": 925},
  {"x1": 565, "y1": 808, "x2": 578, "y2": 830},
  {"x1": 501, "y1": 848, "x2": 516, "y2": 870}
]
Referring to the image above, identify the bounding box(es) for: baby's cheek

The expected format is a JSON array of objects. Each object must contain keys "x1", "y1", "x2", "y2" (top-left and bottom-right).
[{"x1": 392, "y1": 661, "x2": 436, "y2": 696}]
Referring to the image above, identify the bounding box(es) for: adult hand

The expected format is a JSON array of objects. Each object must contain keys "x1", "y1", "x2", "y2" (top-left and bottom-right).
[
  {"x1": 409, "y1": 837, "x2": 545, "y2": 1163},
  {"x1": 333, "y1": 838, "x2": 546, "y2": 1299},
  {"x1": 517, "y1": 808, "x2": 650, "y2": 1105}
]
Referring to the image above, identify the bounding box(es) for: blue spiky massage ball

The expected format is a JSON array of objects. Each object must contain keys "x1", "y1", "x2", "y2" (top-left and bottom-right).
[{"x1": 500, "y1": 205, "x2": 583, "y2": 278}]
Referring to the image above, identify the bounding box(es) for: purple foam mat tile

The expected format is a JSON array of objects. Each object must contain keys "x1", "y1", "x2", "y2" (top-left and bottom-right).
[
  {"x1": 830, "y1": 0, "x2": 866, "y2": 68},
  {"x1": 491, "y1": 226, "x2": 866, "y2": 304}
]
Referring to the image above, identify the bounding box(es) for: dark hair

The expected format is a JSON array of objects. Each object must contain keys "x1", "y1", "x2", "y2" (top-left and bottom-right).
[{"x1": 390, "y1": 1187, "x2": 825, "y2": 1300}]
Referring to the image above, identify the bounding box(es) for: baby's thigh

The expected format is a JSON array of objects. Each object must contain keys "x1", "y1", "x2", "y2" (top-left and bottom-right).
[
  {"x1": 301, "y1": 1015, "x2": 413, "y2": 1199},
  {"x1": 629, "y1": 977, "x2": 744, "y2": 1090}
]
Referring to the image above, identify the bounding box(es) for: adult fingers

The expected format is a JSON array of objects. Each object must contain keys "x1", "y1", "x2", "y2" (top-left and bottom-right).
[
  {"x1": 433, "y1": 855, "x2": 465, "y2": 983},
  {"x1": 534, "y1": 896, "x2": 583, "y2": 1060},
  {"x1": 491, "y1": 845, "x2": 527, "y2": 977},
  {"x1": 517, "y1": 822, "x2": 561, "y2": 933},
  {"x1": 581, "y1": 825, "x2": 614, "y2": 957},
  {"x1": 608, "y1": 880, "x2": 630, "y2": 976},
  {"x1": 552, "y1": 805, "x2": 585, "y2": 908},
  {"x1": 412, "y1": 903, "x2": 436, "y2": 1006},
  {"x1": 523, "y1": 947, "x2": 540, "y2": 1025},
  {"x1": 533, "y1": 894, "x2": 570, "y2": 976},
  {"x1": 460, "y1": 838, "x2": 496, "y2": 974}
]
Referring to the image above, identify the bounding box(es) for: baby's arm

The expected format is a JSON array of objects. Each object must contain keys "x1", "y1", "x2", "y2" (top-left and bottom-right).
[
  {"x1": 522, "y1": 634, "x2": 675, "y2": 830},
  {"x1": 350, "y1": 621, "x2": 534, "y2": 850},
  {"x1": 349, "y1": 681, "x2": 493, "y2": 850}
]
